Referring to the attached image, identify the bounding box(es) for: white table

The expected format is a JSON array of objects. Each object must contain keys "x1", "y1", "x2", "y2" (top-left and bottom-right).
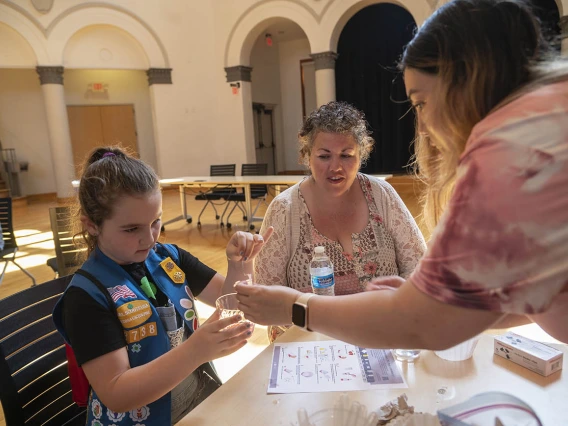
[
  {"x1": 178, "y1": 327, "x2": 568, "y2": 426},
  {"x1": 160, "y1": 175, "x2": 392, "y2": 231}
]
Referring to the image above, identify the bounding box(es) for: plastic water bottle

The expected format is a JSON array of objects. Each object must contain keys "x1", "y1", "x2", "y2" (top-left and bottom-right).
[{"x1": 309, "y1": 246, "x2": 335, "y2": 296}]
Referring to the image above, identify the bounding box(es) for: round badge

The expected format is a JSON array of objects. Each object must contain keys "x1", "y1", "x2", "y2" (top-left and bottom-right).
[{"x1": 166, "y1": 262, "x2": 175, "y2": 271}]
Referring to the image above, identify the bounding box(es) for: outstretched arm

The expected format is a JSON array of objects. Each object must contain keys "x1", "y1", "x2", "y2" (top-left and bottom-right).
[{"x1": 235, "y1": 279, "x2": 503, "y2": 350}]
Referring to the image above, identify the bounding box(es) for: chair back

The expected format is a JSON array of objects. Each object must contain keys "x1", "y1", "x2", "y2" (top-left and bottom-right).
[
  {"x1": 210, "y1": 164, "x2": 236, "y2": 195},
  {"x1": 49, "y1": 207, "x2": 83, "y2": 276},
  {"x1": 0, "y1": 197, "x2": 17, "y2": 252},
  {"x1": 0, "y1": 275, "x2": 86, "y2": 425},
  {"x1": 210, "y1": 164, "x2": 236, "y2": 177},
  {"x1": 242, "y1": 163, "x2": 268, "y2": 196}
]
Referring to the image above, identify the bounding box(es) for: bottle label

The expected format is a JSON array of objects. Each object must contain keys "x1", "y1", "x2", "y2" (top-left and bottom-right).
[{"x1": 311, "y1": 273, "x2": 334, "y2": 289}]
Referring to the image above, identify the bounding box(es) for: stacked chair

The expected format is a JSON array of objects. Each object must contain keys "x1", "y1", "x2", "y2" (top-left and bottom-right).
[{"x1": 46, "y1": 206, "x2": 84, "y2": 278}]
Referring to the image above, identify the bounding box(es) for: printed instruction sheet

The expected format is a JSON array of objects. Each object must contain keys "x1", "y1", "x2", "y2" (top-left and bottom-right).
[{"x1": 268, "y1": 340, "x2": 407, "y2": 393}]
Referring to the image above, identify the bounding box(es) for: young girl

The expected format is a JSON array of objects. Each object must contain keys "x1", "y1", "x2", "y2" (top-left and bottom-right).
[{"x1": 53, "y1": 147, "x2": 272, "y2": 425}]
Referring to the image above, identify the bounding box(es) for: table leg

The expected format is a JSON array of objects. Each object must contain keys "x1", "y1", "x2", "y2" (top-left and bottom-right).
[
  {"x1": 161, "y1": 185, "x2": 192, "y2": 230},
  {"x1": 244, "y1": 184, "x2": 253, "y2": 230}
]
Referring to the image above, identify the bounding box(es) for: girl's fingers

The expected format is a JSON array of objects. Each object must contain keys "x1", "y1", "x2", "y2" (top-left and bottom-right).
[{"x1": 208, "y1": 313, "x2": 242, "y2": 332}]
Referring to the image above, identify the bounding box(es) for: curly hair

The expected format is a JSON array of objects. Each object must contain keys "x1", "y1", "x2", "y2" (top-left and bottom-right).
[{"x1": 298, "y1": 101, "x2": 374, "y2": 167}]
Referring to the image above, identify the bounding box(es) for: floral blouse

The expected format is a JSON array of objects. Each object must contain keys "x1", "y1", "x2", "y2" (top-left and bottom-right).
[
  {"x1": 411, "y1": 80, "x2": 568, "y2": 315},
  {"x1": 255, "y1": 174, "x2": 426, "y2": 295}
]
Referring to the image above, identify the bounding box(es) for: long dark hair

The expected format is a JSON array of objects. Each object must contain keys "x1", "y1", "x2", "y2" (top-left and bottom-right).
[{"x1": 399, "y1": 0, "x2": 564, "y2": 230}]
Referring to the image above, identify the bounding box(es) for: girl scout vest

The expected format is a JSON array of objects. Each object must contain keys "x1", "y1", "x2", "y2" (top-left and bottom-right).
[{"x1": 53, "y1": 243, "x2": 205, "y2": 426}]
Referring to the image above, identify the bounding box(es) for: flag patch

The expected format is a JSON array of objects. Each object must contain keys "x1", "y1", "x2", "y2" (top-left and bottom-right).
[{"x1": 107, "y1": 285, "x2": 137, "y2": 302}]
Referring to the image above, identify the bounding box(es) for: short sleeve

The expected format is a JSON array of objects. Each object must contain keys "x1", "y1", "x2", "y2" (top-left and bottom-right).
[
  {"x1": 410, "y1": 137, "x2": 568, "y2": 315},
  {"x1": 174, "y1": 245, "x2": 216, "y2": 297},
  {"x1": 62, "y1": 287, "x2": 126, "y2": 365}
]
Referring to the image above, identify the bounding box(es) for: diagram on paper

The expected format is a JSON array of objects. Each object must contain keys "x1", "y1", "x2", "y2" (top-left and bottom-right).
[{"x1": 268, "y1": 340, "x2": 406, "y2": 393}]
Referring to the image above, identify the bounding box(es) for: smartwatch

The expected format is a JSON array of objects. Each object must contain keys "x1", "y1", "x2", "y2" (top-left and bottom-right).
[{"x1": 292, "y1": 293, "x2": 316, "y2": 331}]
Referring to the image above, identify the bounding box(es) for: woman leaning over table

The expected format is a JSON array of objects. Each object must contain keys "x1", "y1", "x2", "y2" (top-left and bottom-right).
[
  {"x1": 254, "y1": 101, "x2": 426, "y2": 341},
  {"x1": 238, "y1": 0, "x2": 568, "y2": 348}
]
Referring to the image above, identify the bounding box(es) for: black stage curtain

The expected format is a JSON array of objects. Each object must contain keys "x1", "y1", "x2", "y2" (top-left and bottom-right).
[{"x1": 336, "y1": 4, "x2": 417, "y2": 174}]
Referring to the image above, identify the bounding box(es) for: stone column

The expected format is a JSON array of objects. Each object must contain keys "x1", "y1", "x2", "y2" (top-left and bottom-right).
[
  {"x1": 560, "y1": 16, "x2": 568, "y2": 57},
  {"x1": 225, "y1": 66, "x2": 255, "y2": 164},
  {"x1": 36, "y1": 66, "x2": 75, "y2": 200},
  {"x1": 310, "y1": 52, "x2": 338, "y2": 107},
  {"x1": 146, "y1": 68, "x2": 173, "y2": 176}
]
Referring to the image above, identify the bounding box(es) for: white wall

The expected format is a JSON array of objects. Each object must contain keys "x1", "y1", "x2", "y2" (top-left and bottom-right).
[
  {"x1": 250, "y1": 36, "x2": 283, "y2": 172},
  {"x1": 0, "y1": 69, "x2": 54, "y2": 196},
  {"x1": 279, "y1": 38, "x2": 312, "y2": 172},
  {"x1": 64, "y1": 69, "x2": 157, "y2": 170},
  {"x1": 0, "y1": 22, "x2": 37, "y2": 68},
  {"x1": 0, "y1": 0, "x2": 443, "y2": 194},
  {"x1": 63, "y1": 25, "x2": 149, "y2": 70}
]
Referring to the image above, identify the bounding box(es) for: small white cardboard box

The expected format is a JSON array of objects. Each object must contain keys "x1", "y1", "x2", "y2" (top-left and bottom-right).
[{"x1": 494, "y1": 332, "x2": 563, "y2": 377}]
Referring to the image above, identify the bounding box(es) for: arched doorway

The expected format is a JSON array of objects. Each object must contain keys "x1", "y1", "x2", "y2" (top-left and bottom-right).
[
  {"x1": 335, "y1": 3, "x2": 416, "y2": 174},
  {"x1": 248, "y1": 19, "x2": 313, "y2": 173}
]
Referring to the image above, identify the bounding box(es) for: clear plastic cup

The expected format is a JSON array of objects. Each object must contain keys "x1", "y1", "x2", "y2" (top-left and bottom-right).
[
  {"x1": 435, "y1": 336, "x2": 480, "y2": 361},
  {"x1": 215, "y1": 292, "x2": 255, "y2": 333},
  {"x1": 394, "y1": 349, "x2": 421, "y2": 362},
  {"x1": 215, "y1": 293, "x2": 243, "y2": 320}
]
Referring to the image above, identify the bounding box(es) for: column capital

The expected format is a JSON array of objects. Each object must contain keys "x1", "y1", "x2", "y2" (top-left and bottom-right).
[
  {"x1": 225, "y1": 66, "x2": 252, "y2": 82},
  {"x1": 146, "y1": 68, "x2": 173, "y2": 85},
  {"x1": 560, "y1": 16, "x2": 568, "y2": 39},
  {"x1": 36, "y1": 66, "x2": 64, "y2": 85},
  {"x1": 310, "y1": 51, "x2": 338, "y2": 71}
]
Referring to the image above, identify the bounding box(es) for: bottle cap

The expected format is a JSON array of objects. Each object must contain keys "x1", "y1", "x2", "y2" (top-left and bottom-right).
[{"x1": 314, "y1": 246, "x2": 325, "y2": 254}]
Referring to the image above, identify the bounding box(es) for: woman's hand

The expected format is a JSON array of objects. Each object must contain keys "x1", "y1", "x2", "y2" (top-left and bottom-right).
[
  {"x1": 234, "y1": 282, "x2": 300, "y2": 325},
  {"x1": 189, "y1": 310, "x2": 252, "y2": 365},
  {"x1": 365, "y1": 276, "x2": 405, "y2": 292},
  {"x1": 226, "y1": 227, "x2": 274, "y2": 263}
]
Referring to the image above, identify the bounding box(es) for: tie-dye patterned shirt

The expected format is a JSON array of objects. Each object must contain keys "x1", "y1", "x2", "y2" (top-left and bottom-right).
[{"x1": 410, "y1": 80, "x2": 568, "y2": 315}]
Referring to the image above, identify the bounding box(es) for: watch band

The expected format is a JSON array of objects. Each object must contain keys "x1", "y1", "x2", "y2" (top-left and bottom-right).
[{"x1": 293, "y1": 293, "x2": 316, "y2": 331}]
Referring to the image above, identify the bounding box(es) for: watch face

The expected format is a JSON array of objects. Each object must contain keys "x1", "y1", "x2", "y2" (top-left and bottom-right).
[{"x1": 292, "y1": 303, "x2": 306, "y2": 328}]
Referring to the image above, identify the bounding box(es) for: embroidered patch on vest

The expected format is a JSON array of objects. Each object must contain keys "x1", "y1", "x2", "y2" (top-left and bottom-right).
[
  {"x1": 125, "y1": 322, "x2": 158, "y2": 344},
  {"x1": 159, "y1": 257, "x2": 185, "y2": 284},
  {"x1": 117, "y1": 300, "x2": 152, "y2": 328},
  {"x1": 107, "y1": 284, "x2": 137, "y2": 302},
  {"x1": 107, "y1": 409, "x2": 126, "y2": 422},
  {"x1": 91, "y1": 399, "x2": 103, "y2": 419},
  {"x1": 130, "y1": 406, "x2": 150, "y2": 422}
]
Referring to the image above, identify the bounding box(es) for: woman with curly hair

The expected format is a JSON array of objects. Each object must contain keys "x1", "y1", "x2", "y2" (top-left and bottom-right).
[{"x1": 254, "y1": 101, "x2": 426, "y2": 341}]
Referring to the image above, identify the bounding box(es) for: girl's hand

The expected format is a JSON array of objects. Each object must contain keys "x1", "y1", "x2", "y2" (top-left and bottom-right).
[
  {"x1": 190, "y1": 310, "x2": 252, "y2": 365},
  {"x1": 365, "y1": 276, "x2": 405, "y2": 292},
  {"x1": 226, "y1": 227, "x2": 274, "y2": 262},
  {"x1": 234, "y1": 282, "x2": 300, "y2": 325}
]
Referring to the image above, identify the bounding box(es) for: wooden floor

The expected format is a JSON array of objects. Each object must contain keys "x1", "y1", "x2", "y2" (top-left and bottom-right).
[{"x1": 0, "y1": 178, "x2": 426, "y2": 425}]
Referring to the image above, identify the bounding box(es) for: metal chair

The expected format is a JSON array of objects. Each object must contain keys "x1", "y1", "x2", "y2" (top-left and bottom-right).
[
  {"x1": 0, "y1": 197, "x2": 36, "y2": 286},
  {"x1": 222, "y1": 163, "x2": 269, "y2": 230},
  {"x1": 0, "y1": 275, "x2": 87, "y2": 425},
  {"x1": 194, "y1": 164, "x2": 236, "y2": 227},
  {"x1": 46, "y1": 206, "x2": 84, "y2": 278}
]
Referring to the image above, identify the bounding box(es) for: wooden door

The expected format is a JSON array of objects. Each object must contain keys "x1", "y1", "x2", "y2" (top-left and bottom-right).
[{"x1": 67, "y1": 105, "x2": 138, "y2": 177}]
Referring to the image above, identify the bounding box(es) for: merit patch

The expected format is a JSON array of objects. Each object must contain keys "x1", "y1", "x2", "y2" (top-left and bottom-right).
[
  {"x1": 117, "y1": 300, "x2": 152, "y2": 328},
  {"x1": 159, "y1": 257, "x2": 185, "y2": 284}
]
